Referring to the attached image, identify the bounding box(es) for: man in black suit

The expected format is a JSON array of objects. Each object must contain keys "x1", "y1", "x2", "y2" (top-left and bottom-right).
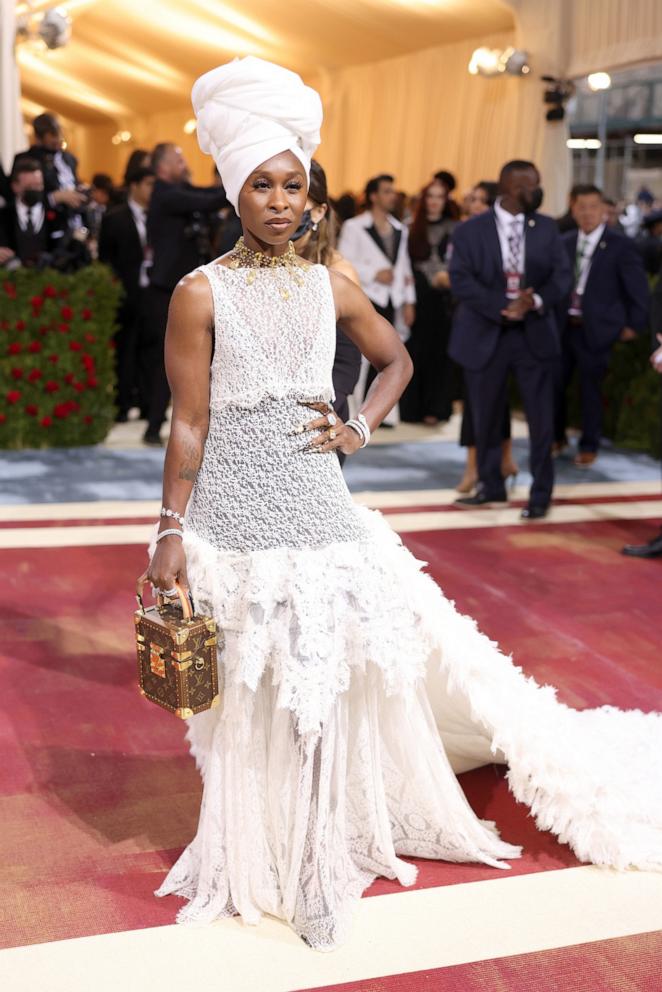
[
  {"x1": 143, "y1": 142, "x2": 227, "y2": 444},
  {"x1": 0, "y1": 158, "x2": 70, "y2": 270},
  {"x1": 449, "y1": 160, "x2": 571, "y2": 519},
  {"x1": 554, "y1": 184, "x2": 650, "y2": 467},
  {"x1": 99, "y1": 167, "x2": 156, "y2": 422},
  {"x1": 14, "y1": 113, "x2": 87, "y2": 225}
]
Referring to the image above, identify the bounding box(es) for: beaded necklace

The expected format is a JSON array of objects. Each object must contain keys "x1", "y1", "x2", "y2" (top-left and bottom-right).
[{"x1": 228, "y1": 236, "x2": 306, "y2": 299}]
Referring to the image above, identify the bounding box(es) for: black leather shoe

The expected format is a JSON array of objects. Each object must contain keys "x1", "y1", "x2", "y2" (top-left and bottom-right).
[
  {"x1": 143, "y1": 430, "x2": 163, "y2": 446},
  {"x1": 621, "y1": 531, "x2": 662, "y2": 558},
  {"x1": 455, "y1": 492, "x2": 508, "y2": 508},
  {"x1": 521, "y1": 504, "x2": 548, "y2": 520}
]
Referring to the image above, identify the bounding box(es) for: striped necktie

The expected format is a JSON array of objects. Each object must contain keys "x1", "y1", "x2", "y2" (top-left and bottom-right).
[{"x1": 507, "y1": 218, "x2": 522, "y2": 271}]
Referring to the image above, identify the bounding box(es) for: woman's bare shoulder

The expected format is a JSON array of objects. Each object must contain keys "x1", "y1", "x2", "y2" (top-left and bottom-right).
[
  {"x1": 170, "y1": 269, "x2": 213, "y2": 318},
  {"x1": 329, "y1": 252, "x2": 360, "y2": 286}
]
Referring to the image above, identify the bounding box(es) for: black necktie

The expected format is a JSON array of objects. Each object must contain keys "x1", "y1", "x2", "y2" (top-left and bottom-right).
[{"x1": 25, "y1": 207, "x2": 35, "y2": 236}]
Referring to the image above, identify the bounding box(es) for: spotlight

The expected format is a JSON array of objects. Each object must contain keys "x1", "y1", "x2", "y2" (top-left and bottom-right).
[
  {"x1": 468, "y1": 47, "x2": 501, "y2": 77},
  {"x1": 38, "y1": 8, "x2": 71, "y2": 50},
  {"x1": 111, "y1": 131, "x2": 133, "y2": 145},
  {"x1": 587, "y1": 72, "x2": 611, "y2": 92},
  {"x1": 567, "y1": 138, "x2": 602, "y2": 149},
  {"x1": 468, "y1": 47, "x2": 531, "y2": 78},
  {"x1": 501, "y1": 48, "x2": 530, "y2": 76}
]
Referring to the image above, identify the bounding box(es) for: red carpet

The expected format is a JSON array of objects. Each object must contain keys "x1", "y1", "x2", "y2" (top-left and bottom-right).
[
  {"x1": 0, "y1": 514, "x2": 660, "y2": 950},
  {"x1": 295, "y1": 931, "x2": 662, "y2": 992}
]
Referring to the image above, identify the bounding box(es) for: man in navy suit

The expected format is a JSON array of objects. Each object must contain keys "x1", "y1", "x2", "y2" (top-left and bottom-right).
[
  {"x1": 449, "y1": 161, "x2": 571, "y2": 519},
  {"x1": 554, "y1": 184, "x2": 650, "y2": 467}
]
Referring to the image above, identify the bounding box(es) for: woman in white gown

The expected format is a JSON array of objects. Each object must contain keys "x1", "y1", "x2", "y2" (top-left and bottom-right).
[{"x1": 143, "y1": 57, "x2": 662, "y2": 951}]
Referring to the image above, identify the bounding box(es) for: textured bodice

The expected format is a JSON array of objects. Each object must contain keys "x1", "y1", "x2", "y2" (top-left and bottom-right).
[{"x1": 198, "y1": 262, "x2": 337, "y2": 411}]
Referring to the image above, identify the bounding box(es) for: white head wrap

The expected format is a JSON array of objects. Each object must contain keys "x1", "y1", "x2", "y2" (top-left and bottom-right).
[{"x1": 191, "y1": 56, "x2": 323, "y2": 214}]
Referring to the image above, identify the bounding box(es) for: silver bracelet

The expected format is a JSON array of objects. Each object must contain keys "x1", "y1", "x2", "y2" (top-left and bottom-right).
[
  {"x1": 156, "y1": 528, "x2": 184, "y2": 542},
  {"x1": 356, "y1": 413, "x2": 371, "y2": 445},
  {"x1": 346, "y1": 418, "x2": 370, "y2": 448},
  {"x1": 160, "y1": 507, "x2": 185, "y2": 526}
]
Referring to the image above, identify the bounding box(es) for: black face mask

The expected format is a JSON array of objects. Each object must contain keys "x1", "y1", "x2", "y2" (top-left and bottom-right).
[
  {"x1": 521, "y1": 187, "x2": 543, "y2": 214},
  {"x1": 291, "y1": 209, "x2": 314, "y2": 242},
  {"x1": 22, "y1": 189, "x2": 42, "y2": 207}
]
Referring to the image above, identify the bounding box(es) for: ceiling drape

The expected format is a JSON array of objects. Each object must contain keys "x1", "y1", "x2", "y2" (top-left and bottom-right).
[
  {"x1": 566, "y1": 0, "x2": 662, "y2": 78},
  {"x1": 10, "y1": 0, "x2": 662, "y2": 211}
]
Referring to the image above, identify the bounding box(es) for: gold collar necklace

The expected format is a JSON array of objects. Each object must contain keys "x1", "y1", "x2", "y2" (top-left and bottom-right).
[{"x1": 227, "y1": 237, "x2": 306, "y2": 299}]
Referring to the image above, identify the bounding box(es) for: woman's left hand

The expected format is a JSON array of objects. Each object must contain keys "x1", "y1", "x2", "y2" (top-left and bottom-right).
[{"x1": 299, "y1": 402, "x2": 362, "y2": 456}]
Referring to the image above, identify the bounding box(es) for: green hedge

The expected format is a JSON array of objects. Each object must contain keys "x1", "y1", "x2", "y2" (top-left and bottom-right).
[
  {"x1": 0, "y1": 264, "x2": 121, "y2": 449},
  {"x1": 601, "y1": 335, "x2": 661, "y2": 457}
]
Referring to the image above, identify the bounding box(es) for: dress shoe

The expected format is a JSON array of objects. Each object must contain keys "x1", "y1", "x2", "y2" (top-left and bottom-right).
[
  {"x1": 143, "y1": 430, "x2": 163, "y2": 446},
  {"x1": 621, "y1": 530, "x2": 662, "y2": 558},
  {"x1": 574, "y1": 451, "x2": 597, "y2": 468},
  {"x1": 521, "y1": 504, "x2": 548, "y2": 520},
  {"x1": 455, "y1": 492, "x2": 507, "y2": 509},
  {"x1": 551, "y1": 441, "x2": 568, "y2": 458}
]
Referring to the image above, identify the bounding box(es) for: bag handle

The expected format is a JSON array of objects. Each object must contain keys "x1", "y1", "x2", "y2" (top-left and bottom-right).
[{"x1": 136, "y1": 576, "x2": 194, "y2": 619}]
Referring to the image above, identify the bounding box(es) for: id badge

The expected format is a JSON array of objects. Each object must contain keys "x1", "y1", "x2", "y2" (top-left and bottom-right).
[
  {"x1": 505, "y1": 270, "x2": 521, "y2": 300},
  {"x1": 568, "y1": 289, "x2": 583, "y2": 317}
]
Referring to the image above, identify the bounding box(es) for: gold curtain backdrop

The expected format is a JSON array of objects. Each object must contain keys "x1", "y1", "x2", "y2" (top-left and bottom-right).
[
  {"x1": 567, "y1": 0, "x2": 662, "y2": 78},
  {"x1": 311, "y1": 26, "x2": 571, "y2": 209}
]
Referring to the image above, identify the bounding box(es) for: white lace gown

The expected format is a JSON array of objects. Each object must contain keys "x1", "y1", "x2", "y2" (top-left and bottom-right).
[{"x1": 153, "y1": 261, "x2": 662, "y2": 951}]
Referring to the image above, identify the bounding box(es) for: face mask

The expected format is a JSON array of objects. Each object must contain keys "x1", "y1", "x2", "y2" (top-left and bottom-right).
[
  {"x1": 522, "y1": 187, "x2": 543, "y2": 213},
  {"x1": 291, "y1": 209, "x2": 314, "y2": 242},
  {"x1": 22, "y1": 189, "x2": 42, "y2": 207}
]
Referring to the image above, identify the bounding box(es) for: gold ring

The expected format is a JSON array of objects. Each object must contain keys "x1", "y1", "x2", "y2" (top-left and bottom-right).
[{"x1": 328, "y1": 429, "x2": 336, "y2": 440}]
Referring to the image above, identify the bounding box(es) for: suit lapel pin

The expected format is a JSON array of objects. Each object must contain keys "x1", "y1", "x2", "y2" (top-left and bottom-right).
[
  {"x1": 599, "y1": 241, "x2": 607, "y2": 249},
  {"x1": 528, "y1": 219, "x2": 535, "y2": 227}
]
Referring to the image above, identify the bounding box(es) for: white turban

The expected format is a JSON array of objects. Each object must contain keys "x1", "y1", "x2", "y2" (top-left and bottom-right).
[{"x1": 191, "y1": 56, "x2": 323, "y2": 214}]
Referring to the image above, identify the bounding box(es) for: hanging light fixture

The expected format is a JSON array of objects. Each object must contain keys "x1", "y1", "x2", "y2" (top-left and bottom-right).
[{"x1": 468, "y1": 47, "x2": 530, "y2": 78}]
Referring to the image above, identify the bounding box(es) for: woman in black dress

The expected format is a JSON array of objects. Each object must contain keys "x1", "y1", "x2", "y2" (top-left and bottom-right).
[
  {"x1": 400, "y1": 179, "x2": 458, "y2": 424},
  {"x1": 292, "y1": 160, "x2": 362, "y2": 462}
]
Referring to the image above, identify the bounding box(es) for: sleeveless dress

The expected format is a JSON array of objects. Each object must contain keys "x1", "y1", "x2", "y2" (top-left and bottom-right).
[{"x1": 153, "y1": 261, "x2": 662, "y2": 951}]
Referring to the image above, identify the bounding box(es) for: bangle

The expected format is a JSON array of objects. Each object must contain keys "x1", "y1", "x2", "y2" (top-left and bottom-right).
[
  {"x1": 356, "y1": 413, "x2": 371, "y2": 445},
  {"x1": 346, "y1": 417, "x2": 370, "y2": 448},
  {"x1": 160, "y1": 507, "x2": 185, "y2": 527},
  {"x1": 156, "y1": 528, "x2": 184, "y2": 543}
]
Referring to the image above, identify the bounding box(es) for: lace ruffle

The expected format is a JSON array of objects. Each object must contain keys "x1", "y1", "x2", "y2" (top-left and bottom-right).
[{"x1": 178, "y1": 506, "x2": 438, "y2": 738}]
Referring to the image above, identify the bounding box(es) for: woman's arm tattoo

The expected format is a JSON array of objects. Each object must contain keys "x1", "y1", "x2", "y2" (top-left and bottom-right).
[{"x1": 178, "y1": 440, "x2": 202, "y2": 482}]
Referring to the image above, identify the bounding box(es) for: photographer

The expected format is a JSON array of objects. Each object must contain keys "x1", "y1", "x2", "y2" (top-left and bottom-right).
[
  {"x1": 13, "y1": 113, "x2": 88, "y2": 231},
  {"x1": 0, "y1": 158, "x2": 88, "y2": 273},
  {"x1": 143, "y1": 142, "x2": 227, "y2": 444}
]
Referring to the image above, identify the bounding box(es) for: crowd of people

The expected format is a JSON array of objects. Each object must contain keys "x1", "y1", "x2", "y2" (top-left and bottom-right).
[{"x1": 1, "y1": 111, "x2": 661, "y2": 531}]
